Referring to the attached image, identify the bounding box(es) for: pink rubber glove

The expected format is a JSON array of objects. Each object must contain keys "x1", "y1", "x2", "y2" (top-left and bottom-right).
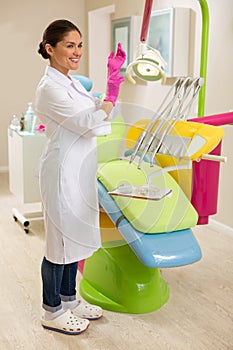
[
  {"x1": 104, "y1": 43, "x2": 126, "y2": 105},
  {"x1": 107, "y1": 43, "x2": 126, "y2": 78}
]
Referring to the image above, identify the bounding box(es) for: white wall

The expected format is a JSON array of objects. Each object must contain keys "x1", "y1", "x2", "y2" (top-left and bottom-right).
[
  {"x1": 88, "y1": 5, "x2": 115, "y2": 92},
  {"x1": 0, "y1": 0, "x2": 86, "y2": 170}
]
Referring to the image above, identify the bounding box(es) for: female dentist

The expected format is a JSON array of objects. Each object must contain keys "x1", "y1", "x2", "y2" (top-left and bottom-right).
[{"x1": 35, "y1": 19, "x2": 126, "y2": 335}]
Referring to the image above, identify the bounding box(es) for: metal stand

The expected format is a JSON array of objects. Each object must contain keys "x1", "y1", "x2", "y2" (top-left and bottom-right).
[{"x1": 12, "y1": 207, "x2": 43, "y2": 234}]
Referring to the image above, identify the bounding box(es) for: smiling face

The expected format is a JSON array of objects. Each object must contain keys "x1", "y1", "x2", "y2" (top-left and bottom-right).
[{"x1": 45, "y1": 30, "x2": 83, "y2": 76}]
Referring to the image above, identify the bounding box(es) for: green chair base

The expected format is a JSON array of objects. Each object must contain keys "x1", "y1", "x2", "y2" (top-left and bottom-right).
[{"x1": 79, "y1": 240, "x2": 169, "y2": 314}]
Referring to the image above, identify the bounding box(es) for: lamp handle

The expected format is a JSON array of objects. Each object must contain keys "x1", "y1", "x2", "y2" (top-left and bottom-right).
[{"x1": 201, "y1": 154, "x2": 227, "y2": 163}]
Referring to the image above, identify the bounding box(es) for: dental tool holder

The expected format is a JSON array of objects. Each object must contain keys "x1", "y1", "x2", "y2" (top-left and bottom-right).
[
  {"x1": 120, "y1": 150, "x2": 226, "y2": 202},
  {"x1": 129, "y1": 77, "x2": 204, "y2": 168}
]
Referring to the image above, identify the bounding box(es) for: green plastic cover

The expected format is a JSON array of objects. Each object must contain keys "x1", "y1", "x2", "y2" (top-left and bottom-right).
[
  {"x1": 97, "y1": 159, "x2": 198, "y2": 233},
  {"x1": 97, "y1": 114, "x2": 126, "y2": 163}
]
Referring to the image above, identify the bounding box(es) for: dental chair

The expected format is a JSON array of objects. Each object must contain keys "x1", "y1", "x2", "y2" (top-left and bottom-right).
[
  {"x1": 79, "y1": 100, "x2": 231, "y2": 314},
  {"x1": 74, "y1": 74, "x2": 229, "y2": 313}
]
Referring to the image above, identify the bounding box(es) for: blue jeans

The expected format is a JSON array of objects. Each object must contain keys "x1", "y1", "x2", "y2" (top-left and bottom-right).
[{"x1": 41, "y1": 257, "x2": 78, "y2": 312}]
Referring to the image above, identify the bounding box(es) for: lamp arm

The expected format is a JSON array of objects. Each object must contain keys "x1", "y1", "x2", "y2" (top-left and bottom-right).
[
  {"x1": 197, "y1": 0, "x2": 210, "y2": 117},
  {"x1": 140, "y1": 0, "x2": 154, "y2": 42}
]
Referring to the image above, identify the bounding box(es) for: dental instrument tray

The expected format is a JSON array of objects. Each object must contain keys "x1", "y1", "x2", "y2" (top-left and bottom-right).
[{"x1": 108, "y1": 183, "x2": 172, "y2": 201}]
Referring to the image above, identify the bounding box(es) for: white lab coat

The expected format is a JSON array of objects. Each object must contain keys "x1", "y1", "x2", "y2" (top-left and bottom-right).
[{"x1": 35, "y1": 66, "x2": 111, "y2": 264}]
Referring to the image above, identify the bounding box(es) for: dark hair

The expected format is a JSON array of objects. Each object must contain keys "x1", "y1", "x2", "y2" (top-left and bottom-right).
[{"x1": 38, "y1": 19, "x2": 82, "y2": 59}]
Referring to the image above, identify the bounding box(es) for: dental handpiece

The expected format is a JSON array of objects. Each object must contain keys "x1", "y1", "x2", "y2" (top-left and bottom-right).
[
  {"x1": 137, "y1": 133, "x2": 155, "y2": 169},
  {"x1": 129, "y1": 130, "x2": 147, "y2": 164}
]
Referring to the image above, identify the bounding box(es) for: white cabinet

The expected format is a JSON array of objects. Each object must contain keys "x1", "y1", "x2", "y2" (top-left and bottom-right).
[{"x1": 8, "y1": 129, "x2": 47, "y2": 204}]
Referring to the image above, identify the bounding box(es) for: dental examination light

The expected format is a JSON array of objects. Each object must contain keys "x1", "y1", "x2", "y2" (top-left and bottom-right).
[{"x1": 126, "y1": 0, "x2": 166, "y2": 84}]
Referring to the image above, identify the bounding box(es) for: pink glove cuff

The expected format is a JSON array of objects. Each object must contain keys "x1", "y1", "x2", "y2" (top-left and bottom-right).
[
  {"x1": 105, "y1": 75, "x2": 125, "y2": 105},
  {"x1": 104, "y1": 96, "x2": 117, "y2": 106}
]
